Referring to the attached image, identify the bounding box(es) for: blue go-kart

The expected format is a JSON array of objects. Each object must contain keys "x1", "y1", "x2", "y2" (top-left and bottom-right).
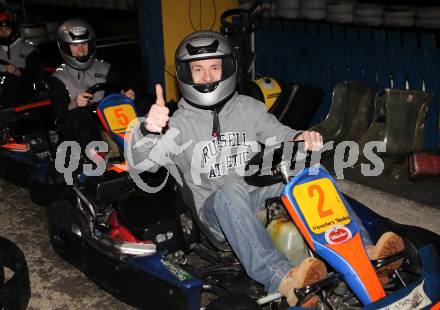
[
  {"x1": 0, "y1": 63, "x2": 63, "y2": 206},
  {"x1": 46, "y1": 84, "x2": 440, "y2": 309}
]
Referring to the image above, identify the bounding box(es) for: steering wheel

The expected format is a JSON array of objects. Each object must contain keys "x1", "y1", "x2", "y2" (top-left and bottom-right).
[
  {"x1": 244, "y1": 141, "x2": 311, "y2": 187},
  {"x1": 83, "y1": 82, "x2": 127, "y2": 108},
  {"x1": 85, "y1": 82, "x2": 125, "y2": 95}
]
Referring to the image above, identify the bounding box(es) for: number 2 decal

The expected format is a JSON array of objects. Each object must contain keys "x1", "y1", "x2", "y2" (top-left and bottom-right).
[
  {"x1": 114, "y1": 107, "x2": 129, "y2": 126},
  {"x1": 308, "y1": 185, "x2": 334, "y2": 218}
]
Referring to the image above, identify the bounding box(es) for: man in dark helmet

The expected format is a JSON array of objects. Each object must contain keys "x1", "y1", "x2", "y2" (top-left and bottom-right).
[
  {"x1": 0, "y1": 9, "x2": 42, "y2": 107},
  {"x1": 130, "y1": 31, "x2": 404, "y2": 307},
  {"x1": 49, "y1": 18, "x2": 134, "y2": 160}
]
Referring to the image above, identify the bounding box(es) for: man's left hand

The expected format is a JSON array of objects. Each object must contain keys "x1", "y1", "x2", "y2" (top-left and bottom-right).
[
  {"x1": 294, "y1": 131, "x2": 323, "y2": 151},
  {"x1": 5, "y1": 64, "x2": 21, "y2": 76},
  {"x1": 123, "y1": 89, "x2": 135, "y2": 100}
]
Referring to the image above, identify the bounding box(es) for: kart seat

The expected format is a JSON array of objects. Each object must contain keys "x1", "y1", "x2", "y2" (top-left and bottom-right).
[
  {"x1": 310, "y1": 80, "x2": 372, "y2": 144},
  {"x1": 241, "y1": 79, "x2": 324, "y2": 130},
  {"x1": 176, "y1": 179, "x2": 232, "y2": 252},
  {"x1": 114, "y1": 177, "x2": 190, "y2": 254},
  {"x1": 355, "y1": 88, "x2": 432, "y2": 175},
  {"x1": 268, "y1": 83, "x2": 324, "y2": 130},
  {"x1": 95, "y1": 93, "x2": 138, "y2": 150}
]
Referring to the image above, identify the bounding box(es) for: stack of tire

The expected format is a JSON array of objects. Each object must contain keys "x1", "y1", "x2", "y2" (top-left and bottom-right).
[
  {"x1": 114, "y1": 0, "x2": 132, "y2": 10},
  {"x1": 101, "y1": 0, "x2": 115, "y2": 9},
  {"x1": 20, "y1": 23, "x2": 49, "y2": 46},
  {"x1": 354, "y1": 3, "x2": 383, "y2": 26},
  {"x1": 239, "y1": 0, "x2": 253, "y2": 10},
  {"x1": 300, "y1": 0, "x2": 327, "y2": 21},
  {"x1": 383, "y1": 6, "x2": 416, "y2": 27},
  {"x1": 276, "y1": 0, "x2": 300, "y2": 19},
  {"x1": 416, "y1": 7, "x2": 440, "y2": 29},
  {"x1": 45, "y1": 21, "x2": 59, "y2": 41},
  {"x1": 261, "y1": 0, "x2": 278, "y2": 18},
  {"x1": 326, "y1": 0, "x2": 357, "y2": 24}
]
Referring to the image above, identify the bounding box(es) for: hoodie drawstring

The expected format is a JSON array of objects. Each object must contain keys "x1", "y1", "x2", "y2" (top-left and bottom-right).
[{"x1": 212, "y1": 107, "x2": 221, "y2": 140}]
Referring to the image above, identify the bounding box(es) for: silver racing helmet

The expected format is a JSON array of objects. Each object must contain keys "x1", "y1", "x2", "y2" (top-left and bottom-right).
[
  {"x1": 175, "y1": 30, "x2": 237, "y2": 109},
  {"x1": 57, "y1": 18, "x2": 96, "y2": 70}
]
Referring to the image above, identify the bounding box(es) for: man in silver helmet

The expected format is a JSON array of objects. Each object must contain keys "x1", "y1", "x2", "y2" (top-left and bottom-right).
[
  {"x1": 0, "y1": 9, "x2": 42, "y2": 107},
  {"x1": 49, "y1": 18, "x2": 134, "y2": 161},
  {"x1": 129, "y1": 31, "x2": 404, "y2": 307}
]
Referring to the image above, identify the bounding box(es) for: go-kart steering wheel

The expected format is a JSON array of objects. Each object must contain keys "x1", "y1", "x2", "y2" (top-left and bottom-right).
[
  {"x1": 244, "y1": 141, "x2": 310, "y2": 186},
  {"x1": 85, "y1": 82, "x2": 125, "y2": 95},
  {"x1": 83, "y1": 82, "x2": 127, "y2": 108}
]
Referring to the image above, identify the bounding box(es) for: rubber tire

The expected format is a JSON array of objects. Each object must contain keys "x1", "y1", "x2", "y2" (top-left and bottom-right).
[
  {"x1": 326, "y1": 13, "x2": 354, "y2": 23},
  {"x1": 417, "y1": 6, "x2": 440, "y2": 19},
  {"x1": 277, "y1": 8, "x2": 299, "y2": 19},
  {"x1": 354, "y1": 3, "x2": 383, "y2": 17},
  {"x1": 416, "y1": 18, "x2": 440, "y2": 29},
  {"x1": 327, "y1": 1, "x2": 356, "y2": 14},
  {"x1": 384, "y1": 16, "x2": 415, "y2": 27},
  {"x1": 46, "y1": 198, "x2": 84, "y2": 263},
  {"x1": 20, "y1": 23, "x2": 48, "y2": 38},
  {"x1": 300, "y1": 8, "x2": 326, "y2": 20},
  {"x1": 384, "y1": 6, "x2": 416, "y2": 18},
  {"x1": 301, "y1": 0, "x2": 326, "y2": 10},
  {"x1": 355, "y1": 15, "x2": 383, "y2": 26},
  {"x1": 277, "y1": 0, "x2": 300, "y2": 9},
  {"x1": 30, "y1": 181, "x2": 54, "y2": 206}
]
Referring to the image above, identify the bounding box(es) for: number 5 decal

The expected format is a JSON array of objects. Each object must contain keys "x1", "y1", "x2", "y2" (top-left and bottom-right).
[
  {"x1": 114, "y1": 107, "x2": 129, "y2": 126},
  {"x1": 308, "y1": 184, "x2": 334, "y2": 218}
]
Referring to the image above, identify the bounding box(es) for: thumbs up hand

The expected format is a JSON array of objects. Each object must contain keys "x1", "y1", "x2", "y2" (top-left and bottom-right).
[{"x1": 145, "y1": 84, "x2": 169, "y2": 133}]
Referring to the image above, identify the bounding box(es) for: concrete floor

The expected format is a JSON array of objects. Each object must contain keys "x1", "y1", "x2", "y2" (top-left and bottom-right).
[
  {"x1": 0, "y1": 180, "x2": 133, "y2": 310},
  {"x1": 0, "y1": 178, "x2": 439, "y2": 309}
]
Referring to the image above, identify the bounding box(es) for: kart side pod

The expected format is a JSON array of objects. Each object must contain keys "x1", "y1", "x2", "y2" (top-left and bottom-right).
[{"x1": 281, "y1": 168, "x2": 386, "y2": 306}]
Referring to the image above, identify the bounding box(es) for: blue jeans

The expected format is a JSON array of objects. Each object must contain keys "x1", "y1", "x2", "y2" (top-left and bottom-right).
[{"x1": 199, "y1": 182, "x2": 373, "y2": 294}]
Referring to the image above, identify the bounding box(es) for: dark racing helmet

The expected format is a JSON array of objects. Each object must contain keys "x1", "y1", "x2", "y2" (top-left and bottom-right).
[
  {"x1": 57, "y1": 18, "x2": 96, "y2": 70},
  {"x1": 175, "y1": 30, "x2": 237, "y2": 109},
  {"x1": 0, "y1": 10, "x2": 19, "y2": 46}
]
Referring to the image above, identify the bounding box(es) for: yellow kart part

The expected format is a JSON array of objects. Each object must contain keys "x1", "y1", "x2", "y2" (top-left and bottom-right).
[{"x1": 251, "y1": 77, "x2": 282, "y2": 111}]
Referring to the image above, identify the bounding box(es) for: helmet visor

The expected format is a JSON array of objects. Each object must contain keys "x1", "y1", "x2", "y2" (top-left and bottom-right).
[
  {"x1": 59, "y1": 40, "x2": 96, "y2": 62},
  {"x1": 176, "y1": 55, "x2": 236, "y2": 86}
]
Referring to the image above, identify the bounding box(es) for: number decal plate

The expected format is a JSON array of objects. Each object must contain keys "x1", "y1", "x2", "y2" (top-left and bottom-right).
[
  {"x1": 103, "y1": 104, "x2": 137, "y2": 134},
  {"x1": 293, "y1": 178, "x2": 351, "y2": 235}
]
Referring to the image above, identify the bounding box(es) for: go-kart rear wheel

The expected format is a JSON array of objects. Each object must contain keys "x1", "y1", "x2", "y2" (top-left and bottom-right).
[
  {"x1": 30, "y1": 181, "x2": 56, "y2": 206},
  {"x1": 30, "y1": 165, "x2": 65, "y2": 206},
  {"x1": 46, "y1": 198, "x2": 85, "y2": 264}
]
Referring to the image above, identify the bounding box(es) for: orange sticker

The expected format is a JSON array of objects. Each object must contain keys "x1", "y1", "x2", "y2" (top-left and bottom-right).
[
  {"x1": 293, "y1": 178, "x2": 351, "y2": 234},
  {"x1": 103, "y1": 104, "x2": 138, "y2": 134}
]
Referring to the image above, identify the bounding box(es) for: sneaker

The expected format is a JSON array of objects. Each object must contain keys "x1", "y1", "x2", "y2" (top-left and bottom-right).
[
  {"x1": 278, "y1": 257, "x2": 327, "y2": 307},
  {"x1": 1, "y1": 142, "x2": 30, "y2": 152},
  {"x1": 1, "y1": 131, "x2": 30, "y2": 152},
  {"x1": 367, "y1": 231, "x2": 405, "y2": 284}
]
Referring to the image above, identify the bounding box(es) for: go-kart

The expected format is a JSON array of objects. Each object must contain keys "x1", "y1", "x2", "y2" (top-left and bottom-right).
[
  {"x1": 47, "y1": 84, "x2": 440, "y2": 309},
  {"x1": 245, "y1": 147, "x2": 440, "y2": 309},
  {"x1": 0, "y1": 59, "x2": 62, "y2": 205}
]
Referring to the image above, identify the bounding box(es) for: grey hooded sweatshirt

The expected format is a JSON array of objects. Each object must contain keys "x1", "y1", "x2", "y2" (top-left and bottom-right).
[{"x1": 129, "y1": 92, "x2": 299, "y2": 213}]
